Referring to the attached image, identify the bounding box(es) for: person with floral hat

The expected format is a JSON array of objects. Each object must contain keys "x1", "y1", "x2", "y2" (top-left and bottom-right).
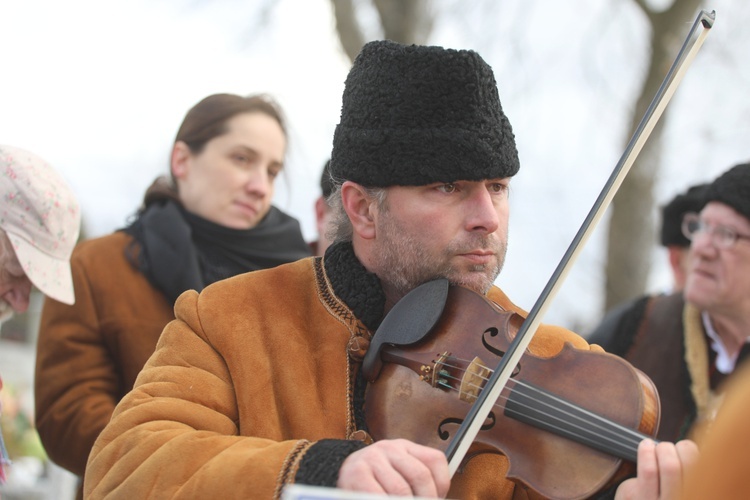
[{"x1": 0, "y1": 144, "x2": 81, "y2": 484}]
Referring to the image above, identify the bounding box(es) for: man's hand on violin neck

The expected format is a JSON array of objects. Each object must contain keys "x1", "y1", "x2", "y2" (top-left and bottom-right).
[
  {"x1": 337, "y1": 438, "x2": 451, "y2": 498},
  {"x1": 614, "y1": 439, "x2": 700, "y2": 500}
]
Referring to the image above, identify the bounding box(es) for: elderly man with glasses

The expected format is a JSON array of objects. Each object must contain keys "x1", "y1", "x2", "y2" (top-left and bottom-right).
[
  {"x1": 588, "y1": 183, "x2": 709, "y2": 349},
  {"x1": 589, "y1": 162, "x2": 750, "y2": 444}
]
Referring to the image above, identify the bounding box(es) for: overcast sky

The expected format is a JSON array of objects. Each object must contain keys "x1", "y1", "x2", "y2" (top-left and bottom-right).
[{"x1": 2, "y1": 0, "x2": 748, "y2": 331}]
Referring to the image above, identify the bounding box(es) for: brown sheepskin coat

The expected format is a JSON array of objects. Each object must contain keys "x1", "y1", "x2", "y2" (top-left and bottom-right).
[
  {"x1": 82, "y1": 253, "x2": 619, "y2": 499},
  {"x1": 682, "y1": 362, "x2": 750, "y2": 499},
  {"x1": 35, "y1": 232, "x2": 175, "y2": 481}
]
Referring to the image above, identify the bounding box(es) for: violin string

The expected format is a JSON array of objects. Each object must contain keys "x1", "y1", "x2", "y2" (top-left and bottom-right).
[
  {"x1": 446, "y1": 355, "x2": 646, "y2": 447},
  {"x1": 457, "y1": 359, "x2": 644, "y2": 451},
  {"x1": 501, "y1": 379, "x2": 645, "y2": 455},
  {"x1": 433, "y1": 355, "x2": 645, "y2": 452},
  {"x1": 436, "y1": 368, "x2": 642, "y2": 453},
  {"x1": 437, "y1": 369, "x2": 643, "y2": 459}
]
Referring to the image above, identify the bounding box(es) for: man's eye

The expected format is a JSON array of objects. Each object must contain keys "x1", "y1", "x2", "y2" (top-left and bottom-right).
[
  {"x1": 490, "y1": 183, "x2": 507, "y2": 193},
  {"x1": 438, "y1": 183, "x2": 457, "y2": 193},
  {"x1": 716, "y1": 226, "x2": 735, "y2": 241}
]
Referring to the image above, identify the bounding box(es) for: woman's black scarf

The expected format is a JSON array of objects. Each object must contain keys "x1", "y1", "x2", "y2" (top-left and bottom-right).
[{"x1": 122, "y1": 199, "x2": 312, "y2": 304}]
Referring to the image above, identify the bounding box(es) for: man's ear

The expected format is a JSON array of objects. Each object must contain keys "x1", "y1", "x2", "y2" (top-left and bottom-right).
[
  {"x1": 171, "y1": 141, "x2": 191, "y2": 180},
  {"x1": 341, "y1": 181, "x2": 377, "y2": 240}
]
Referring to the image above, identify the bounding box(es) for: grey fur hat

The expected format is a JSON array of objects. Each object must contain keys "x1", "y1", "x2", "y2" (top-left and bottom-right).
[{"x1": 330, "y1": 40, "x2": 519, "y2": 187}]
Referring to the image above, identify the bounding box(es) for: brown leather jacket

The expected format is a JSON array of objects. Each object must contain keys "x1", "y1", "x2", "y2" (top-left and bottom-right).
[
  {"x1": 35, "y1": 232, "x2": 175, "y2": 481},
  {"x1": 84, "y1": 255, "x2": 607, "y2": 499}
]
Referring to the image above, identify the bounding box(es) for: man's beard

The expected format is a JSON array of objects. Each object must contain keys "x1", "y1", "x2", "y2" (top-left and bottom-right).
[{"x1": 372, "y1": 211, "x2": 507, "y2": 300}]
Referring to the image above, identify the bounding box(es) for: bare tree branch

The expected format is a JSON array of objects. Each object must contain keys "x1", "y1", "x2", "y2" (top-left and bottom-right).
[
  {"x1": 330, "y1": 0, "x2": 435, "y2": 64},
  {"x1": 331, "y1": 0, "x2": 367, "y2": 63},
  {"x1": 373, "y1": 0, "x2": 432, "y2": 45},
  {"x1": 603, "y1": 0, "x2": 704, "y2": 311}
]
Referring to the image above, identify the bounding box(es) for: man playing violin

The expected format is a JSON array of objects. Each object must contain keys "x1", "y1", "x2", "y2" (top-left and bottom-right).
[{"x1": 84, "y1": 40, "x2": 698, "y2": 499}]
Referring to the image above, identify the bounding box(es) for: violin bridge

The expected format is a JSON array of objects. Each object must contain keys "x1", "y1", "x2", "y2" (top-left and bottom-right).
[
  {"x1": 459, "y1": 356, "x2": 491, "y2": 404},
  {"x1": 424, "y1": 352, "x2": 451, "y2": 389}
]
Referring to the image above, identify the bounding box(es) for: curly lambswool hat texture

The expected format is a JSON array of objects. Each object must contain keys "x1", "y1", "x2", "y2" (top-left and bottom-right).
[
  {"x1": 704, "y1": 162, "x2": 750, "y2": 223},
  {"x1": 660, "y1": 183, "x2": 709, "y2": 247},
  {"x1": 330, "y1": 40, "x2": 519, "y2": 187}
]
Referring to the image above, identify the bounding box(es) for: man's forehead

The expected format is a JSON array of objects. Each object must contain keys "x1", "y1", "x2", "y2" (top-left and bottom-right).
[{"x1": 702, "y1": 201, "x2": 750, "y2": 227}]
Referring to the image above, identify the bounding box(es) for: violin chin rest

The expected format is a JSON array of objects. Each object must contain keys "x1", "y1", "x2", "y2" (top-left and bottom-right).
[{"x1": 362, "y1": 278, "x2": 450, "y2": 382}]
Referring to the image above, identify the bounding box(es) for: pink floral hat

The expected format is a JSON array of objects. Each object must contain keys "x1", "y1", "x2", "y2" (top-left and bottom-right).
[{"x1": 0, "y1": 145, "x2": 81, "y2": 305}]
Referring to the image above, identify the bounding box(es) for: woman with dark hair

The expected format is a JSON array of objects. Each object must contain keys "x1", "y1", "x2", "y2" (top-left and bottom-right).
[{"x1": 33, "y1": 93, "x2": 311, "y2": 497}]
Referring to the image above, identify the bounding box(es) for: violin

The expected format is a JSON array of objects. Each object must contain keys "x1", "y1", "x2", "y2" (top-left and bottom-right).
[
  {"x1": 361, "y1": 9, "x2": 714, "y2": 500},
  {"x1": 362, "y1": 279, "x2": 659, "y2": 499}
]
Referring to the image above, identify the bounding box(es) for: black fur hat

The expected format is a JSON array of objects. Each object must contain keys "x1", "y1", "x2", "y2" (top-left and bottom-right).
[
  {"x1": 330, "y1": 40, "x2": 519, "y2": 187},
  {"x1": 660, "y1": 183, "x2": 709, "y2": 247},
  {"x1": 704, "y1": 162, "x2": 750, "y2": 222}
]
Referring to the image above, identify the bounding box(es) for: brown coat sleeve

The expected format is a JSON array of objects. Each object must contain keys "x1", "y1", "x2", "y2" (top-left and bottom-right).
[
  {"x1": 34, "y1": 233, "x2": 174, "y2": 477},
  {"x1": 84, "y1": 288, "x2": 309, "y2": 499},
  {"x1": 35, "y1": 243, "x2": 121, "y2": 475},
  {"x1": 682, "y1": 363, "x2": 750, "y2": 499}
]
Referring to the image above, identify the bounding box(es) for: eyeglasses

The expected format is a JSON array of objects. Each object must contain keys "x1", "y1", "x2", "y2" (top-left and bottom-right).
[{"x1": 681, "y1": 212, "x2": 750, "y2": 249}]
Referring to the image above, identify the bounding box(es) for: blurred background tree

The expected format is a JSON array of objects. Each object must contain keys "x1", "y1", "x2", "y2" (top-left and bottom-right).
[{"x1": 603, "y1": 0, "x2": 704, "y2": 311}]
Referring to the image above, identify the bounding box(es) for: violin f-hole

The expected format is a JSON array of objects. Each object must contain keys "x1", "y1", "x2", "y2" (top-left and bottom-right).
[
  {"x1": 438, "y1": 413, "x2": 497, "y2": 441},
  {"x1": 482, "y1": 327, "x2": 521, "y2": 378}
]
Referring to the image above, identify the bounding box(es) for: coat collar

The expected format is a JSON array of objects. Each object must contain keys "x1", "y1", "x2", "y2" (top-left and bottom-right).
[{"x1": 321, "y1": 241, "x2": 386, "y2": 332}]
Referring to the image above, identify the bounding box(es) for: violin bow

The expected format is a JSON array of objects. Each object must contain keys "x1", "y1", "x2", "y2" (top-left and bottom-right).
[{"x1": 445, "y1": 9, "x2": 715, "y2": 476}]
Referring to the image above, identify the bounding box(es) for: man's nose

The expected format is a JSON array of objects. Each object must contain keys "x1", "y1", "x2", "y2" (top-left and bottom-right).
[
  {"x1": 466, "y1": 188, "x2": 500, "y2": 233},
  {"x1": 689, "y1": 231, "x2": 720, "y2": 262}
]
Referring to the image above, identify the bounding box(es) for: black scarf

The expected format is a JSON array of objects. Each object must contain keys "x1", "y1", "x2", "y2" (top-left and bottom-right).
[{"x1": 122, "y1": 200, "x2": 311, "y2": 304}]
